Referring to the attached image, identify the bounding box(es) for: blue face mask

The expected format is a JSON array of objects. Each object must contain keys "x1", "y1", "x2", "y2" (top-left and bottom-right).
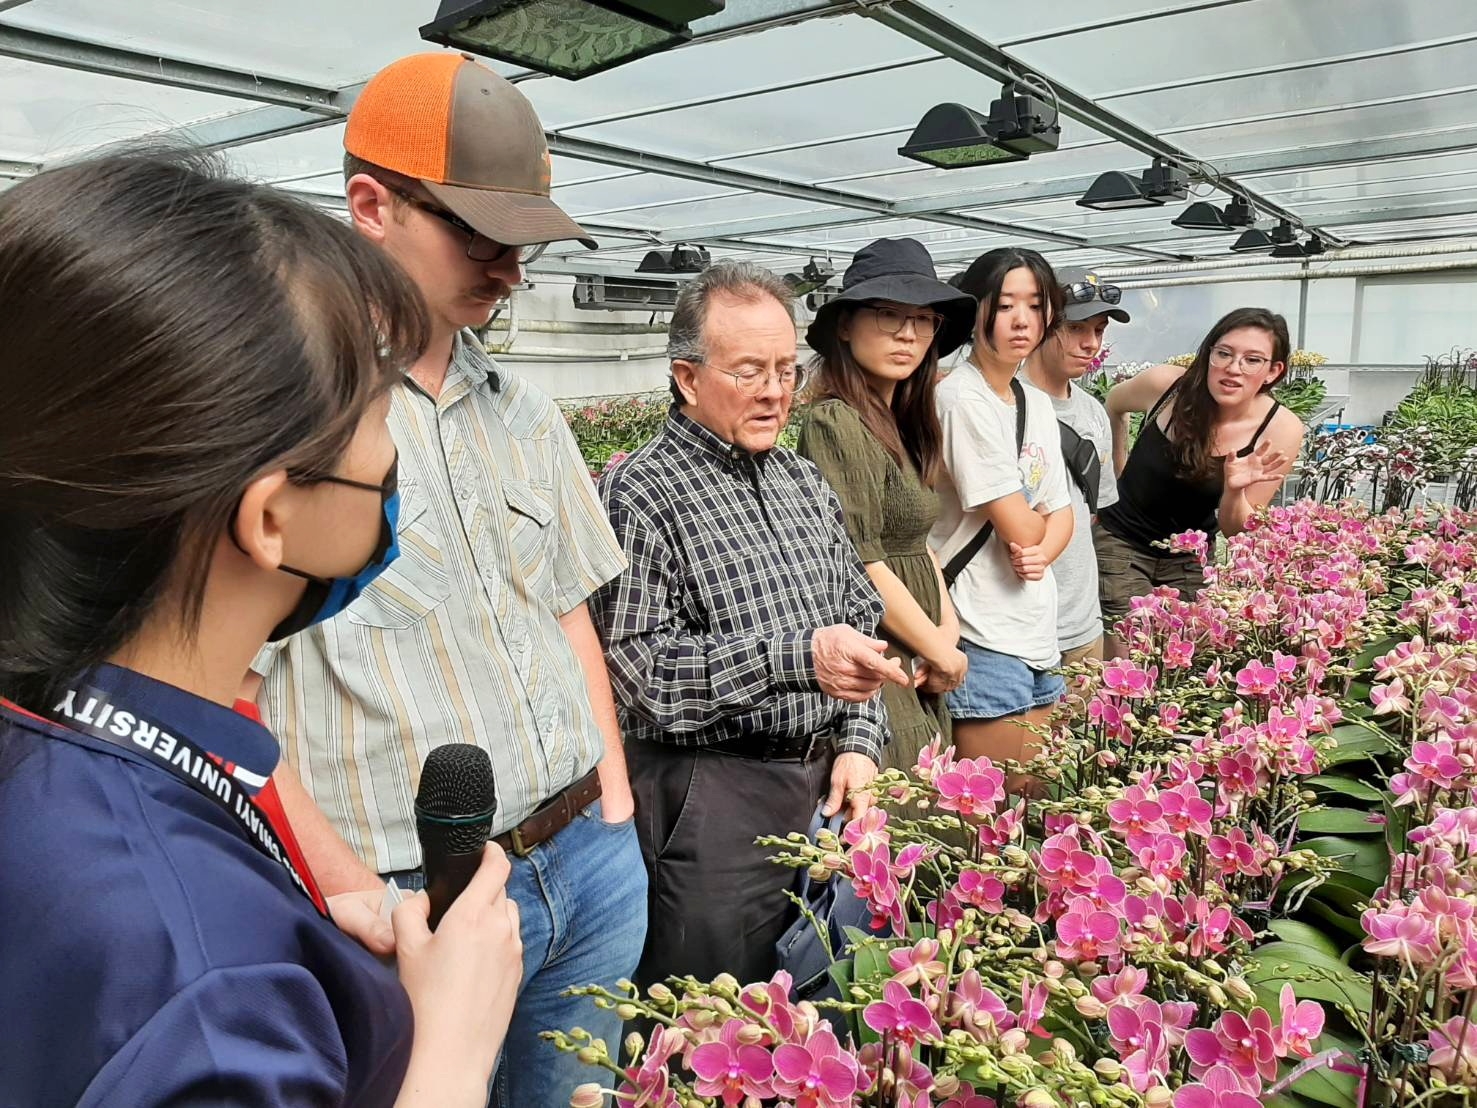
[{"x1": 266, "y1": 456, "x2": 401, "y2": 641}]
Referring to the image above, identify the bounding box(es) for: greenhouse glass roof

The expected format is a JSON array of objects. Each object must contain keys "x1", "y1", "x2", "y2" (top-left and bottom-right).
[{"x1": 3, "y1": 0, "x2": 1476, "y2": 277}]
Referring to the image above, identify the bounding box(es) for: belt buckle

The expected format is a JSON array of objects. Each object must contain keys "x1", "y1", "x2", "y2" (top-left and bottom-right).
[{"x1": 508, "y1": 826, "x2": 534, "y2": 857}]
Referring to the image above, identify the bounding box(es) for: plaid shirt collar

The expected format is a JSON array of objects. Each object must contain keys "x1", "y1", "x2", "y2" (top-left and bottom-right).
[{"x1": 666, "y1": 406, "x2": 773, "y2": 475}]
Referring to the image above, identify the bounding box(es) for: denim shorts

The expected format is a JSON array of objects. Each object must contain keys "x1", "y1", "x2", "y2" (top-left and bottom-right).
[{"x1": 946, "y1": 640, "x2": 1066, "y2": 721}]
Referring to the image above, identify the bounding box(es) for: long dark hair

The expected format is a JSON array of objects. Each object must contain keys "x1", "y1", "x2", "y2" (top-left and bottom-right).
[
  {"x1": 0, "y1": 148, "x2": 429, "y2": 711},
  {"x1": 953, "y1": 247, "x2": 1064, "y2": 355},
  {"x1": 1165, "y1": 307, "x2": 1290, "y2": 481},
  {"x1": 805, "y1": 305, "x2": 944, "y2": 485}
]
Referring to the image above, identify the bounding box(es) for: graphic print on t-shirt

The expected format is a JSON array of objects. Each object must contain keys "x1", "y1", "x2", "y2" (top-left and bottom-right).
[{"x1": 1019, "y1": 440, "x2": 1048, "y2": 501}]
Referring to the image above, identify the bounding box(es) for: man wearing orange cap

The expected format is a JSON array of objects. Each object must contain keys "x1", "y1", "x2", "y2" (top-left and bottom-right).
[{"x1": 247, "y1": 53, "x2": 645, "y2": 1107}]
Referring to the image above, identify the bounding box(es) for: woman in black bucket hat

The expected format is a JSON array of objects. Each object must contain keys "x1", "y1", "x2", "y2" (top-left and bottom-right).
[{"x1": 797, "y1": 237, "x2": 977, "y2": 773}]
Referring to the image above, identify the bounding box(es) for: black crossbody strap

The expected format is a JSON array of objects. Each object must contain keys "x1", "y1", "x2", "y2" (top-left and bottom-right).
[{"x1": 944, "y1": 377, "x2": 1028, "y2": 588}]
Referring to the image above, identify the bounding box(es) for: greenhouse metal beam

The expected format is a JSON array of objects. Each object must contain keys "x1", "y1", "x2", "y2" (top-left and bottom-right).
[
  {"x1": 0, "y1": 157, "x2": 38, "y2": 180},
  {"x1": 0, "y1": 23, "x2": 344, "y2": 113},
  {"x1": 178, "y1": 100, "x2": 359, "y2": 151}
]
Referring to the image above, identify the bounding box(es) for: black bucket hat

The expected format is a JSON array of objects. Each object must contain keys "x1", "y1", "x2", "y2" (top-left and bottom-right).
[{"x1": 805, "y1": 237, "x2": 979, "y2": 357}]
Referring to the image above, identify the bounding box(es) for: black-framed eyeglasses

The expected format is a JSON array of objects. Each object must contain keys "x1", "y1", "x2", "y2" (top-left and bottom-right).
[
  {"x1": 387, "y1": 186, "x2": 549, "y2": 266},
  {"x1": 1063, "y1": 280, "x2": 1122, "y2": 306},
  {"x1": 864, "y1": 304, "x2": 944, "y2": 338}
]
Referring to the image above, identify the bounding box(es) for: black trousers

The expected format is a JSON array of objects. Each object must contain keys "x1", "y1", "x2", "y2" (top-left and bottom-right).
[{"x1": 626, "y1": 737, "x2": 832, "y2": 988}]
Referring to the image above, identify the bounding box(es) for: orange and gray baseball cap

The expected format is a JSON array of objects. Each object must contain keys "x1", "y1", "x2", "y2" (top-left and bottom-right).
[{"x1": 345, "y1": 52, "x2": 595, "y2": 250}]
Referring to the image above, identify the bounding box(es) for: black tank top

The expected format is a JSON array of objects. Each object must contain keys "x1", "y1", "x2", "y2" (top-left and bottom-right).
[{"x1": 1099, "y1": 382, "x2": 1280, "y2": 554}]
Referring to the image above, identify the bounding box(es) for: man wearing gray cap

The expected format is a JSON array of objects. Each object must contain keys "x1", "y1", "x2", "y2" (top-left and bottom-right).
[{"x1": 1020, "y1": 269, "x2": 1130, "y2": 665}]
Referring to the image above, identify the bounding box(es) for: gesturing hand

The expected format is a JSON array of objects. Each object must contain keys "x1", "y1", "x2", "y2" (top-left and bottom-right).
[
  {"x1": 1224, "y1": 439, "x2": 1291, "y2": 494},
  {"x1": 811, "y1": 625, "x2": 910, "y2": 703}
]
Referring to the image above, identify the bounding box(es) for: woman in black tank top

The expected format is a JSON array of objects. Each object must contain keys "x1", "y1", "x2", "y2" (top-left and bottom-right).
[{"x1": 1095, "y1": 308, "x2": 1306, "y2": 653}]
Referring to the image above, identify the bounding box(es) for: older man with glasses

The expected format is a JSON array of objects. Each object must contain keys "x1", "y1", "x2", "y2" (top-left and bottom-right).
[{"x1": 592, "y1": 261, "x2": 911, "y2": 988}]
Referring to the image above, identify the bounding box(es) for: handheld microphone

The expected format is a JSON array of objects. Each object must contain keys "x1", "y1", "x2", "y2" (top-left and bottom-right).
[{"x1": 414, "y1": 743, "x2": 497, "y2": 930}]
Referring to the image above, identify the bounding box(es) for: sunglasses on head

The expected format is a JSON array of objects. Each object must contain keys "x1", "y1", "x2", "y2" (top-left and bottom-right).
[{"x1": 1063, "y1": 280, "x2": 1122, "y2": 306}]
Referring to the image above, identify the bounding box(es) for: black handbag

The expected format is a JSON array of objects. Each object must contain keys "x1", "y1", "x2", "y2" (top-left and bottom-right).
[{"x1": 774, "y1": 806, "x2": 891, "y2": 1012}]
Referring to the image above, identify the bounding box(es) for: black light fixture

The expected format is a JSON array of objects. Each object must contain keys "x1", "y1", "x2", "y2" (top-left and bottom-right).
[
  {"x1": 1270, "y1": 219, "x2": 1297, "y2": 247},
  {"x1": 898, "y1": 103, "x2": 1029, "y2": 168},
  {"x1": 1141, "y1": 158, "x2": 1190, "y2": 202},
  {"x1": 573, "y1": 273, "x2": 682, "y2": 311},
  {"x1": 636, "y1": 243, "x2": 710, "y2": 273},
  {"x1": 1230, "y1": 227, "x2": 1275, "y2": 253},
  {"x1": 1078, "y1": 158, "x2": 1189, "y2": 211},
  {"x1": 899, "y1": 80, "x2": 1060, "y2": 170},
  {"x1": 1078, "y1": 170, "x2": 1155, "y2": 210},
  {"x1": 1223, "y1": 196, "x2": 1256, "y2": 227},
  {"x1": 784, "y1": 257, "x2": 835, "y2": 296},
  {"x1": 1171, "y1": 200, "x2": 1230, "y2": 232},
  {"x1": 984, "y1": 82, "x2": 1061, "y2": 157},
  {"x1": 1271, "y1": 232, "x2": 1327, "y2": 259},
  {"x1": 420, "y1": 0, "x2": 725, "y2": 81}
]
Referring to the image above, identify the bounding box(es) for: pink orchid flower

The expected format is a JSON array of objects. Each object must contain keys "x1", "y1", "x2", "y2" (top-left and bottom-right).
[
  {"x1": 689, "y1": 1019, "x2": 774, "y2": 1106},
  {"x1": 1275, "y1": 984, "x2": 1324, "y2": 1058},
  {"x1": 934, "y1": 758, "x2": 1006, "y2": 818},
  {"x1": 1429, "y1": 1015, "x2": 1477, "y2": 1084},
  {"x1": 1185, "y1": 1009, "x2": 1279, "y2": 1083},
  {"x1": 1173, "y1": 1064, "x2": 1263, "y2": 1108},
  {"x1": 863, "y1": 980, "x2": 942, "y2": 1045},
  {"x1": 771, "y1": 1026, "x2": 865, "y2": 1108}
]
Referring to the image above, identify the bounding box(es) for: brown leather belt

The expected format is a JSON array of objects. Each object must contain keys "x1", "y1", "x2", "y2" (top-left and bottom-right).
[{"x1": 494, "y1": 767, "x2": 602, "y2": 857}]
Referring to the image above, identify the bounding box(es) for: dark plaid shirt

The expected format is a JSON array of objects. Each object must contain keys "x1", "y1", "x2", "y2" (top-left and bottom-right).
[{"x1": 592, "y1": 408, "x2": 889, "y2": 760}]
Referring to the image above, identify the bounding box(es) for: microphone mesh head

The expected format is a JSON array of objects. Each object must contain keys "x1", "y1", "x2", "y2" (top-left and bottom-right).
[{"x1": 416, "y1": 743, "x2": 496, "y2": 854}]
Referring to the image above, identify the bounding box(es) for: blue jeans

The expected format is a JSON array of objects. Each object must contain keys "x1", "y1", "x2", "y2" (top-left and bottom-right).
[
  {"x1": 386, "y1": 798, "x2": 647, "y2": 1107},
  {"x1": 946, "y1": 640, "x2": 1066, "y2": 721}
]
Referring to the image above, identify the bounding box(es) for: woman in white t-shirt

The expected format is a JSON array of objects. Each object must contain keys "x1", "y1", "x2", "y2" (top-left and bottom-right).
[{"x1": 931, "y1": 247, "x2": 1073, "y2": 769}]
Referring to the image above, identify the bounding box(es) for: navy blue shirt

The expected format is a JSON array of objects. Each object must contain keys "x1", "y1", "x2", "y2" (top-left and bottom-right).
[{"x1": 0, "y1": 665, "x2": 412, "y2": 1106}]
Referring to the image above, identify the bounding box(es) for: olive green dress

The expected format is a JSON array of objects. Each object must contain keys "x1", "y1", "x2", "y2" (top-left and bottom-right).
[{"x1": 798, "y1": 399, "x2": 951, "y2": 771}]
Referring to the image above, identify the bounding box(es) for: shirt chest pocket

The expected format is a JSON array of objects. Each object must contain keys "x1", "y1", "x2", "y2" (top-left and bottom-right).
[
  {"x1": 502, "y1": 478, "x2": 558, "y2": 602},
  {"x1": 344, "y1": 482, "x2": 452, "y2": 630}
]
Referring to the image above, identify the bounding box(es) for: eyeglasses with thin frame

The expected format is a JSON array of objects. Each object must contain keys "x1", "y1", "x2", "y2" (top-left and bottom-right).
[
  {"x1": 687, "y1": 360, "x2": 806, "y2": 397},
  {"x1": 1063, "y1": 280, "x2": 1122, "y2": 306},
  {"x1": 864, "y1": 304, "x2": 944, "y2": 338},
  {"x1": 386, "y1": 186, "x2": 549, "y2": 266},
  {"x1": 1208, "y1": 346, "x2": 1273, "y2": 374}
]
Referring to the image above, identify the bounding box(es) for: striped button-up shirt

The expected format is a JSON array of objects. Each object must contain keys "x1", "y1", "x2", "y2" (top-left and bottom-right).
[
  {"x1": 254, "y1": 334, "x2": 626, "y2": 871},
  {"x1": 592, "y1": 409, "x2": 889, "y2": 760}
]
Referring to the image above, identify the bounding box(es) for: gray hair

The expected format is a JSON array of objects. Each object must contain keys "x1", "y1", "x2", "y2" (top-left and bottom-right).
[{"x1": 667, "y1": 261, "x2": 795, "y2": 401}]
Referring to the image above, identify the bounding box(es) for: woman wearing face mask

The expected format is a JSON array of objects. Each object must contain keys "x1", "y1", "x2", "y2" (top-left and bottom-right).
[
  {"x1": 798, "y1": 238, "x2": 978, "y2": 772},
  {"x1": 930, "y1": 247, "x2": 1072, "y2": 769},
  {"x1": 0, "y1": 150, "x2": 520, "y2": 1107},
  {"x1": 1097, "y1": 308, "x2": 1304, "y2": 655}
]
